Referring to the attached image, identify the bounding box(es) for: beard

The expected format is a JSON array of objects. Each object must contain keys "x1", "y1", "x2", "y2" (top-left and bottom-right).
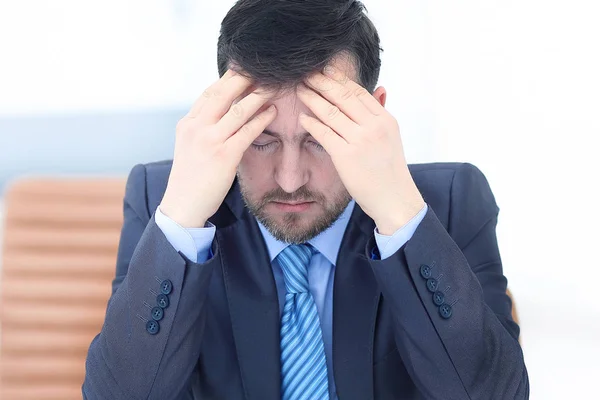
[{"x1": 238, "y1": 177, "x2": 352, "y2": 244}]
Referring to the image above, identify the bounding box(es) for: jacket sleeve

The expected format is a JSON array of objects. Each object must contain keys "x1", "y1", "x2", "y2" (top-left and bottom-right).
[
  {"x1": 83, "y1": 164, "x2": 219, "y2": 400},
  {"x1": 368, "y1": 163, "x2": 529, "y2": 400}
]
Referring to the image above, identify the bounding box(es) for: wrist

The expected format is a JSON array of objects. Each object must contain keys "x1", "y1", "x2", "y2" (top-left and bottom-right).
[
  {"x1": 159, "y1": 202, "x2": 208, "y2": 229},
  {"x1": 374, "y1": 191, "x2": 425, "y2": 236}
]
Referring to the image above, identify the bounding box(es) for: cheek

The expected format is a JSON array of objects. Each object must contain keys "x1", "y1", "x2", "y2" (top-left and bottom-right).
[
  {"x1": 239, "y1": 151, "x2": 260, "y2": 175},
  {"x1": 310, "y1": 158, "x2": 344, "y2": 191},
  {"x1": 238, "y1": 152, "x2": 274, "y2": 186}
]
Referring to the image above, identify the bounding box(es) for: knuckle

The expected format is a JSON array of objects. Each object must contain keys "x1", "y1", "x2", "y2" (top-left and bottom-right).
[
  {"x1": 322, "y1": 126, "x2": 335, "y2": 138},
  {"x1": 354, "y1": 86, "x2": 369, "y2": 98},
  {"x1": 327, "y1": 105, "x2": 340, "y2": 120},
  {"x1": 340, "y1": 88, "x2": 353, "y2": 101},
  {"x1": 213, "y1": 146, "x2": 229, "y2": 162},
  {"x1": 253, "y1": 112, "x2": 267, "y2": 124},
  {"x1": 253, "y1": 110, "x2": 266, "y2": 120},
  {"x1": 372, "y1": 122, "x2": 389, "y2": 139},
  {"x1": 176, "y1": 118, "x2": 187, "y2": 131},
  {"x1": 239, "y1": 124, "x2": 253, "y2": 136},
  {"x1": 203, "y1": 89, "x2": 220, "y2": 99},
  {"x1": 382, "y1": 115, "x2": 397, "y2": 130},
  {"x1": 372, "y1": 122, "x2": 386, "y2": 136},
  {"x1": 230, "y1": 103, "x2": 245, "y2": 119},
  {"x1": 176, "y1": 118, "x2": 192, "y2": 134}
]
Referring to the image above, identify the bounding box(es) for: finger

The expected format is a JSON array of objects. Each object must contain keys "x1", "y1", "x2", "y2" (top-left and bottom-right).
[
  {"x1": 215, "y1": 91, "x2": 273, "y2": 139},
  {"x1": 188, "y1": 71, "x2": 254, "y2": 121},
  {"x1": 296, "y1": 84, "x2": 358, "y2": 141},
  {"x1": 200, "y1": 74, "x2": 256, "y2": 122},
  {"x1": 305, "y1": 72, "x2": 375, "y2": 125},
  {"x1": 298, "y1": 112, "x2": 346, "y2": 155},
  {"x1": 187, "y1": 69, "x2": 236, "y2": 118},
  {"x1": 323, "y1": 66, "x2": 384, "y2": 117},
  {"x1": 226, "y1": 105, "x2": 277, "y2": 155}
]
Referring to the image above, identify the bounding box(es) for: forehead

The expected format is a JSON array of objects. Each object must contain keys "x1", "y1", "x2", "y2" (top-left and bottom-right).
[
  {"x1": 261, "y1": 93, "x2": 312, "y2": 139},
  {"x1": 267, "y1": 54, "x2": 358, "y2": 138},
  {"x1": 254, "y1": 54, "x2": 360, "y2": 138}
]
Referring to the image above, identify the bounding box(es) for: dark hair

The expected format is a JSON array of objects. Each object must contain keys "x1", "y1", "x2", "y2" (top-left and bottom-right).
[{"x1": 217, "y1": 0, "x2": 382, "y2": 93}]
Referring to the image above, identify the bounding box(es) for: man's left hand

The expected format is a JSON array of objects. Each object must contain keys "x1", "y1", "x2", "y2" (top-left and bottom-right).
[{"x1": 297, "y1": 66, "x2": 425, "y2": 235}]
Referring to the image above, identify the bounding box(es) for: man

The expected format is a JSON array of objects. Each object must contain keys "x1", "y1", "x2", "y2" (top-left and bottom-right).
[{"x1": 83, "y1": 0, "x2": 528, "y2": 399}]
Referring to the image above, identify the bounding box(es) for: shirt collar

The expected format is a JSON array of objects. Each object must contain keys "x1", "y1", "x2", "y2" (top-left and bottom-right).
[{"x1": 256, "y1": 200, "x2": 355, "y2": 266}]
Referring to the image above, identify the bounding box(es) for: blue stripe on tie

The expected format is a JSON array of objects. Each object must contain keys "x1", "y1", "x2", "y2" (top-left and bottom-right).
[
  {"x1": 283, "y1": 312, "x2": 321, "y2": 378},
  {"x1": 278, "y1": 244, "x2": 329, "y2": 400}
]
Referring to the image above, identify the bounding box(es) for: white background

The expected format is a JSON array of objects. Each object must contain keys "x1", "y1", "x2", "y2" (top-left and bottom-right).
[{"x1": 1, "y1": 1, "x2": 599, "y2": 398}]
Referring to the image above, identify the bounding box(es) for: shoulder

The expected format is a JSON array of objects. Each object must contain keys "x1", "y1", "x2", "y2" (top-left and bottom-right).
[
  {"x1": 408, "y1": 162, "x2": 498, "y2": 230},
  {"x1": 408, "y1": 162, "x2": 491, "y2": 191},
  {"x1": 123, "y1": 160, "x2": 173, "y2": 220}
]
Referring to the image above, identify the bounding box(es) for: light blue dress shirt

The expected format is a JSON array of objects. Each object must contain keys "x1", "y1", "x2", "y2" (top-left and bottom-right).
[{"x1": 155, "y1": 200, "x2": 428, "y2": 399}]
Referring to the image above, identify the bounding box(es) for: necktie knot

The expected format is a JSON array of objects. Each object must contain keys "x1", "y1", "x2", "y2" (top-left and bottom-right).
[{"x1": 277, "y1": 244, "x2": 314, "y2": 294}]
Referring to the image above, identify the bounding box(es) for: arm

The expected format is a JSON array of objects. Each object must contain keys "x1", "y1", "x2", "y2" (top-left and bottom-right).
[
  {"x1": 83, "y1": 164, "x2": 218, "y2": 400},
  {"x1": 295, "y1": 66, "x2": 527, "y2": 399},
  {"x1": 84, "y1": 68, "x2": 277, "y2": 399},
  {"x1": 368, "y1": 164, "x2": 528, "y2": 399}
]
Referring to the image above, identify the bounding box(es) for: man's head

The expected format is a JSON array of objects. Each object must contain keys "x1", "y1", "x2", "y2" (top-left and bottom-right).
[
  {"x1": 217, "y1": 0, "x2": 382, "y2": 93},
  {"x1": 218, "y1": 0, "x2": 384, "y2": 244}
]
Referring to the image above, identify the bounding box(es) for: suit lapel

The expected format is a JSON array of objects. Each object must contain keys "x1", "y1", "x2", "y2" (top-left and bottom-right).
[
  {"x1": 216, "y1": 182, "x2": 281, "y2": 399},
  {"x1": 333, "y1": 205, "x2": 380, "y2": 400}
]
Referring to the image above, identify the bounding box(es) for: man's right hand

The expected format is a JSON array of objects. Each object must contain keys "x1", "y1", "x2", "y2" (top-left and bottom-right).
[{"x1": 160, "y1": 70, "x2": 276, "y2": 228}]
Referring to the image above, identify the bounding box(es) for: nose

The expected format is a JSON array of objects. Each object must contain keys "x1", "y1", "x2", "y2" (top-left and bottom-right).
[{"x1": 274, "y1": 147, "x2": 309, "y2": 194}]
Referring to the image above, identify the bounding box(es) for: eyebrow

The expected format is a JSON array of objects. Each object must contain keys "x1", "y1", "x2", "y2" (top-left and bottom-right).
[{"x1": 262, "y1": 129, "x2": 312, "y2": 143}]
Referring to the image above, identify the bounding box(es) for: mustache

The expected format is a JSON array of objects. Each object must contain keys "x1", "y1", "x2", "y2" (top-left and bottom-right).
[{"x1": 260, "y1": 186, "x2": 325, "y2": 205}]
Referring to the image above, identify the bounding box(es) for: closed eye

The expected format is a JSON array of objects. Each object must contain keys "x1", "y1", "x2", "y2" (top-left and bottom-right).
[
  {"x1": 250, "y1": 142, "x2": 277, "y2": 151},
  {"x1": 307, "y1": 141, "x2": 325, "y2": 151}
]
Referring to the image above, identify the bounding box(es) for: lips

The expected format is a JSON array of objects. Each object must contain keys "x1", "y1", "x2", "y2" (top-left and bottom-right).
[{"x1": 271, "y1": 201, "x2": 314, "y2": 212}]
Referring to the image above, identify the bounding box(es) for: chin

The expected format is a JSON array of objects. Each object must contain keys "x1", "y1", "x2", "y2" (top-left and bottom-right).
[
  {"x1": 239, "y1": 184, "x2": 351, "y2": 244},
  {"x1": 259, "y1": 211, "x2": 334, "y2": 244}
]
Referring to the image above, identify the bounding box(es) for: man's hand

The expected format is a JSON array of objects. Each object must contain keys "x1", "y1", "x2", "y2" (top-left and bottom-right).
[
  {"x1": 297, "y1": 66, "x2": 425, "y2": 235},
  {"x1": 160, "y1": 70, "x2": 277, "y2": 228}
]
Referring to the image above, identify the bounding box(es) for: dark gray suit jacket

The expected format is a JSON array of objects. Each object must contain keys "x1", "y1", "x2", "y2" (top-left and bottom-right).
[{"x1": 83, "y1": 161, "x2": 529, "y2": 399}]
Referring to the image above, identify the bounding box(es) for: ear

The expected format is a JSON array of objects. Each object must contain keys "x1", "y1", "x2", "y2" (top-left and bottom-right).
[{"x1": 373, "y1": 86, "x2": 387, "y2": 107}]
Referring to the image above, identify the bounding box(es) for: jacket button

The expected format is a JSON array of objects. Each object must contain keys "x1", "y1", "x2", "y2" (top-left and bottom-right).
[
  {"x1": 146, "y1": 320, "x2": 160, "y2": 335},
  {"x1": 160, "y1": 279, "x2": 173, "y2": 295},
  {"x1": 433, "y1": 291, "x2": 445, "y2": 306},
  {"x1": 420, "y1": 264, "x2": 432, "y2": 279},
  {"x1": 157, "y1": 294, "x2": 170, "y2": 309},
  {"x1": 151, "y1": 306, "x2": 164, "y2": 321},
  {"x1": 439, "y1": 303, "x2": 453, "y2": 319},
  {"x1": 426, "y1": 278, "x2": 438, "y2": 293}
]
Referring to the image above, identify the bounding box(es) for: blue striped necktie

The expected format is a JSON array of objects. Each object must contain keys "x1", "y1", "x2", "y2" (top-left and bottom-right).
[{"x1": 278, "y1": 244, "x2": 329, "y2": 400}]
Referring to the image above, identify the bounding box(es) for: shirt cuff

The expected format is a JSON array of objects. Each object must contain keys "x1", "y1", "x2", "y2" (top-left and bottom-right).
[
  {"x1": 154, "y1": 206, "x2": 216, "y2": 263},
  {"x1": 374, "y1": 203, "x2": 428, "y2": 260}
]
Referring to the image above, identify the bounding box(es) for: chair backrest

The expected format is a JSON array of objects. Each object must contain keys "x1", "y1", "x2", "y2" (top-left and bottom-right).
[
  {"x1": 507, "y1": 288, "x2": 519, "y2": 325},
  {"x1": 0, "y1": 178, "x2": 125, "y2": 400}
]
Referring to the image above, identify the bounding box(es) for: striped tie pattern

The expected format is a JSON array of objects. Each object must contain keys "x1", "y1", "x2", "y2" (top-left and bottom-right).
[{"x1": 278, "y1": 244, "x2": 329, "y2": 400}]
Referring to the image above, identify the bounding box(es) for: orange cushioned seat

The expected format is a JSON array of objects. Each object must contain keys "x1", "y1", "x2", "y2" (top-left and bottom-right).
[{"x1": 0, "y1": 178, "x2": 126, "y2": 400}]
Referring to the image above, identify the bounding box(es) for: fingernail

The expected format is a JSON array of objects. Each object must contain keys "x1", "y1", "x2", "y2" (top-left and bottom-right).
[
  {"x1": 324, "y1": 65, "x2": 336, "y2": 76},
  {"x1": 267, "y1": 105, "x2": 276, "y2": 112}
]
